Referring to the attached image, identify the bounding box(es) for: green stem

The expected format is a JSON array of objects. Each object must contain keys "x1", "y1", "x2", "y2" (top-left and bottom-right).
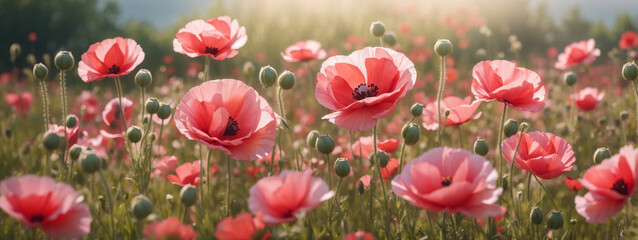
[
  {"x1": 632, "y1": 81, "x2": 638, "y2": 137},
  {"x1": 497, "y1": 103, "x2": 508, "y2": 184},
  {"x1": 60, "y1": 70, "x2": 68, "y2": 178},
  {"x1": 373, "y1": 124, "x2": 392, "y2": 239},
  {"x1": 326, "y1": 154, "x2": 332, "y2": 189},
  {"x1": 436, "y1": 114, "x2": 449, "y2": 147},
  {"x1": 39, "y1": 80, "x2": 50, "y2": 131},
  {"x1": 534, "y1": 174, "x2": 559, "y2": 210},
  {"x1": 140, "y1": 87, "x2": 146, "y2": 121},
  {"x1": 98, "y1": 169, "x2": 115, "y2": 239},
  {"x1": 457, "y1": 126, "x2": 464, "y2": 149},
  {"x1": 333, "y1": 178, "x2": 344, "y2": 219},
  {"x1": 398, "y1": 141, "x2": 407, "y2": 173},
  {"x1": 526, "y1": 172, "x2": 532, "y2": 201},
  {"x1": 203, "y1": 56, "x2": 210, "y2": 82},
  {"x1": 277, "y1": 87, "x2": 286, "y2": 122},
  {"x1": 436, "y1": 55, "x2": 447, "y2": 146},
  {"x1": 226, "y1": 155, "x2": 232, "y2": 217},
  {"x1": 509, "y1": 125, "x2": 527, "y2": 220}
]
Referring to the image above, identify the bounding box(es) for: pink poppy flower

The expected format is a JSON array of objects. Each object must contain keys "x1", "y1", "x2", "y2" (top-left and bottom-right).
[
  {"x1": 174, "y1": 79, "x2": 277, "y2": 161},
  {"x1": 392, "y1": 147, "x2": 505, "y2": 219},
  {"x1": 215, "y1": 213, "x2": 265, "y2": 240},
  {"x1": 5, "y1": 92, "x2": 32, "y2": 116},
  {"x1": 100, "y1": 97, "x2": 134, "y2": 139},
  {"x1": 501, "y1": 131, "x2": 575, "y2": 180},
  {"x1": 381, "y1": 158, "x2": 399, "y2": 180},
  {"x1": 619, "y1": 31, "x2": 638, "y2": 50},
  {"x1": 353, "y1": 137, "x2": 399, "y2": 159},
  {"x1": 357, "y1": 175, "x2": 372, "y2": 189},
  {"x1": 575, "y1": 146, "x2": 638, "y2": 223},
  {"x1": 248, "y1": 168, "x2": 334, "y2": 225},
  {"x1": 78, "y1": 37, "x2": 145, "y2": 82},
  {"x1": 73, "y1": 91, "x2": 99, "y2": 122},
  {"x1": 144, "y1": 217, "x2": 198, "y2": 240},
  {"x1": 421, "y1": 96, "x2": 481, "y2": 130},
  {"x1": 344, "y1": 231, "x2": 377, "y2": 240},
  {"x1": 48, "y1": 124, "x2": 79, "y2": 149},
  {"x1": 555, "y1": 39, "x2": 600, "y2": 70},
  {"x1": 471, "y1": 60, "x2": 545, "y2": 112},
  {"x1": 167, "y1": 160, "x2": 219, "y2": 186},
  {"x1": 152, "y1": 155, "x2": 179, "y2": 178},
  {"x1": 281, "y1": 40, "x2": 327, "y2": 62},
  {"x1": 570, "y1": 87, "x2": 604, "y2": 111},
  {"x1": 173, "y1": 16, "x2": 247, "y2": 60},
  {"x1": 0, "y1": 175, "x2": 91, "y2": 238},
  {"x1": 315, "y1": 47, "x2": 416, "y2": 131},
  {"x1": 564, "y1": 176, "x2": 583, "y2": 192}
]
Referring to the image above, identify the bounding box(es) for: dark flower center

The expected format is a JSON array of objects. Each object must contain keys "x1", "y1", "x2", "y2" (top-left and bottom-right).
[
  {"x1": 108, "y1": 64, "x2": 120, "y2": 74},
  {"x1": 205, "y1": 47, "x2": 220, "y2": 56},
  {"x1": 352, "y1": 83, "x2": 379, "y2": 100},
  {"x1": 223, "y1": 116, "x2": 240, "y2": 136},
  {"x1": 441, "y1": 176, "x2": 452, "y2": 187},
  {"x1": 612, "y1": 179, "x2": 629, "y2": 195},
  {"x1": 30, "y1": 214, "x2": 45, "y2": 223}
]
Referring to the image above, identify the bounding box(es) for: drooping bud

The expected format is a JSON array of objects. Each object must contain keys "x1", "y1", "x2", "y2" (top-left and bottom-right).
[
  {"x1": 80, "y1": 151, "x2": 101, "y2": 174},
  {"x1": 357, "y1": 181, "x2": 365, "y2": 194},
  {"x1": 434, "y1": 39, "x2": 453, "y2": 57},
  {"x1": 126, "y1": 126, "x2": 143, "y2": 143},
  {"x1": 334, "y1": 158, "x2": 351, "y2": 178},
  {"x1": 278, "y1": 70, "x2": 296, "y2": 90},
  {"x1": 378, "y1": 150, "x2": 390, "y2": 168},
  {"x1": 43, "y1": 132, "x2": 61, "y2": 151},
  {"x1": 370, "y1": 21, "x2": 386, "y2": 37},
  {"x1": 54, "y1": 51, "x2": 75, "y2": 70},
  {"x1": 593, "y1": 147, "x2": 611, "y2": 164},
  {"x1": 131, "y1": 195, "x2": 153, "y2": 220},
  {"x1": 66, "y1": 114, "x2": 78, "y2": 128},
  {"x1": 259, "y1": 66, "x2": 278, "y2": 88},
  {"x1": 145, "y1": 98, "x2": 160, "y2": 114},
  {"x1": 473, "y1": 139, "x2": 489, "y2": 156},
  {"x1": 503, "y1": 119, "x2": 518, "y2": 138},
  {"x1": 410, "y1": 103, "x2": 424, "y2": 117},
  {"x1": 316, "y1": 135, "x2": 335, "y2": 154},
  {"x1": 546, "y1": 210, "x2": 564, "y2": 230},
  {"x1": 157, "y1": 104, "x2": 172, "y2": 120},
  {"x1": 306, "y1": 130, "x2": 320, "y2": 148},
  {"x1": 33, "y1": 63, "x2": 48, "y2": 80},
  {"x1": 402, "y1": 123, "x2": 420, "y2": 145},
  {"x1": 382, "y1": 32, "x2": 397, "y2": 47},
  {"x1": 563, "y1": 71, "x2": 577, "y2": 86},
  {"x1": 622, "y1": 61, "x2": 638, "y2": 81},
  {"x1": 180, "y1": 185, "x2": 197, "y2": 206},
  {"x1": 135, "y1": 69, "x2": 152, "y2": 88},
  {"x1": 530, "y1": 207, "x2": 543, "y2": 225},
  {"x1": 501, "y1": 175, "x2": 508, "y2": 190}
]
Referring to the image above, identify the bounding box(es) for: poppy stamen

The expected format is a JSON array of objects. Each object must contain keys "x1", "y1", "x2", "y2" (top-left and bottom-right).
[
  {"x1": 223, "y1": 116, "x2": 240, "y2": 136},
  {"x1": 205, "y1": 47, "x2": 220, "y2": 56},
  {"x1": 108, "y1": 64, "x2": 120, "y2": 74},
  {"x1": 441, "y1": 176, "x2": 452, "y2": 187},
  {"x1": 352, "y1": 83, "x2": 379, "y2": 100},
  {"x1": 612, "y1": 179, "x2": 629, "y2": 195}
]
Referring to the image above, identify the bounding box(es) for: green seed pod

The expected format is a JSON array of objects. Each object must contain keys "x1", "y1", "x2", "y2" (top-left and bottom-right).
[
  {"x1": 473, "y1": 139, "x2": 489, "y2": 156},
  {"x1": 503, "y1": 119, "x2": 518, "y2": 138},
  {"x1": 370, "y1": 21, "x2": 386, "y2": 37},
  {"x1": 157, "y1": 104, "x2": 172, "y2": 119},
  {"x1": 410, "y1": 103, "x2": 424, "y2": 117},
  {"x1": 530, "y1": 207, "x2": 543, "y2": 225},
  {"x1": 546, "y1": 210, "x2": 564, "y2": 230},
  {"x1": 501, "y1": 175, "x2": 508, "y2": 191},
  {"x1": 620, "y1": 111, "x2": 629, "y2": 121},
  {"x1": 382, "y1": 32, "x2": 397, "y2": 47},
  {"x1": 563, "y1": 71, "x2": 577, "y2": 86},
  {"x1": 145, "y1": 98, "x2": 160, "y2": 114},
  {"x1": 278, "y1": 70, "x2": 296, "y2": 90},
  {"x1": 306, "y1": 130, "x2": 320, "y2": 148},
  {"x1": 131, "y1": 195, "x2": 153, "y2": 220},
  {"x1": 316, "y1": 135, "x2": 335, "y2": 154},
  {"x1": 69, "y1": 144, "x2": 83, "y2": 160},
  {"x1": 259, "y1": 66, "x2": 278, "y2": 88},
  {"x1": 402, "y1": 123, "x2": 420, "y2": 145},
  {"x1": 66, "y1": 114, "x2": 78, "y2": 128},
  {"x1": 148, "y1": 133, "x2": 157, "y2": 142},
  {"x1": 378, "y1": 151, "x2": 389, "y2": 168},
  {"x1": 126, "y1": 126, "x2": 143, "y2": 143},
  {"x1": 622, "y1": 61, "x2": 638, "y2": 81},
  {"x1": 593, "y1": 147, "x2": 611, "y2": 164},
  {"x1": 58, "y1": 136, "x2": 67, "y2": 150},
  {"x1": 80, "y1": 152, "x2": 101, "y2": 174},
  {"x1": 180, "y1": 185, "x2": 197, "y2": 207},
  {"x1": 54, "y1": 51, "x2": 75, "y2": 70},
  {"x1": 33, "y1": 63, "x2": 48, "y2": 80},
  {"x1": 43, "y1": 132, "x2": 61, "y2": 151},
  {"x1": 434, "y1": 39, "x2": 453, "y2": 57},
  {"x1": 135, "y1": 69, "x2": 152, "y2": 88},
  {"x1": 334, "y1": 158, "x2": 351, "y2": 178}
]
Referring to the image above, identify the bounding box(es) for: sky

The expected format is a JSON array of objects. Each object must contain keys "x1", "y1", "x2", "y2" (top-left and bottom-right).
[{"x1": 106, "y1": 0, "x2": 638, "y2": 29}]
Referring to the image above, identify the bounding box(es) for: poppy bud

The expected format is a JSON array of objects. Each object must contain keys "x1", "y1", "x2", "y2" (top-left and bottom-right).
[
  {"x1": 80, "y1": 152, "x2": 101, "y2": 174},
  {"x1": 148, "y1": 133, "x2": 156, "y2": 142},
  {"x1": 145, "y1": 98, "x2": 160, "y2": 114},
  {"x1": 69, "y1": 144, "x2": 82, "y2": 160},
  {"x1": 131, "y1": 195, "x2": 153, "y2": 220},
  {"x1": 378, "y1": 151, "x2": 389, "y2": 168},
  {"x1": 334, "y1": 158, "x2": 351, "y2": 178},
  {"x1": 622, "y1": 61, "x2": 638, "y2": 81},
  {"x1": 501, "y1": 175, "x2": 508, "y2": 190},
  {"x1": 357, "y1": 181, "x2": 365, "y2": 194},
  {"x1": 278, "y1": 70, "x2": 296, "y2": 90},
  {"x1": 593, "y1": 147, "x2": 611, "y2": 164},
  {"x1": 135, "y1": 69, "x2": 152, "y2": 88},
  {"x1": 563, "y1": 71, "x2": 577, "y2": 86},
  {"x1": 43, "y1": 132, "x2": 61, "y2": 151},
  {"x1": 306, "y1": 130, "x2": 319, "y2": 148},
  {"x1": 434, "y1": 39, "x2": 453, "y2": 57},
  {"x1": 66, "y1": 114, "x2": 78, "y2": 128},
  {"x1": 530, "y1": 207, "x2": 543, "y2": 225},
  {"x1": 444, "y1": 109, "x2": 451, "y2": 118},
  {"x1": 621, "y1": 111, "x2": 629, "y2": 121},
  {"x1": 473, "y1": 139, "x2": 489, "y2": 156},
  {"x1": 402, "y1": 123, "x2": 420, "y2": 145},
  {"x1": 546, "y1": 210, "x2": 564, "y2": 230},
  {"x1": 243, "y1": 61, "x2": 255, "y2": 76},
  {"x1": 9, "y1": 43, "x2": 21, "y2": 62},
  {"x1": 382, "y1": 32, "x2": 397, "y2": 47},
  {"x1": 33, "y1": 63, "x2": 48, "y2": 80},
  {"x1": 157, "y1": 104, "x2": 172, "y2": 119},
  {"x1": 180, "y1": 185, "x2": 197, "y2": 206},
  {"x1": 503, "y1": 119, "x2": 518, "y2": 138},
  {"x1": 259, "y1": 66, "x2": 277, "y2": 88},
  {"x1": 54, "y1": 51, "x2": 75, "y2": 70},
  {"x1": 126, "y1": 126, "x2": 143, "y2": 143},
  {"x1": 316, "y1": 135, "x2": 335, "y2": 155},
  {"x1": 370, "y1": 21, "x2": 386, "y2": 37},
  {"x1": 410, "y1": 103, "x2": 424, "y2": 117}
]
